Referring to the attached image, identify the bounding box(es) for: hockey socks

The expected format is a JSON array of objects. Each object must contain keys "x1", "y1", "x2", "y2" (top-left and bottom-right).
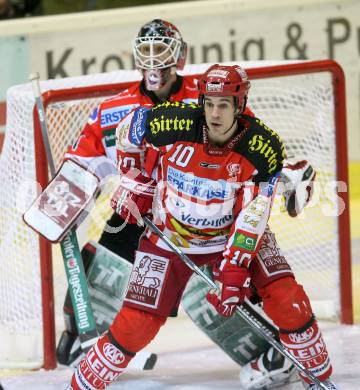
[
  {"x1": 280, "y1": 319, "x2": 332, "y2": 384},
  {"x1": 68, "y1": 332, "x2": 134, "y2": 390}
]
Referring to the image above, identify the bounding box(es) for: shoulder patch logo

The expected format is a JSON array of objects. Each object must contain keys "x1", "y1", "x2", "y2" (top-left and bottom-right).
[
  {"x1": 129, "y1": 107, "x2": 148, "y2": 145},
  {"x1": 149, "y1": 115, "x2": 194, "y2": 136}
]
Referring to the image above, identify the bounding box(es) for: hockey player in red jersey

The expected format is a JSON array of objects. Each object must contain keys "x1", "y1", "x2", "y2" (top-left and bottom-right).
[{"x1": 66, "y1": 64, "x2": 337, "y2": 390}]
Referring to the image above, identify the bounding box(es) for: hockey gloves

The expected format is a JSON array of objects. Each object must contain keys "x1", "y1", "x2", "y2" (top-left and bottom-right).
[
  {"x1": 206, "y1": 259, "x2": 251, "y2": 317},
  {"x1": 111, "y1": 171, "x2": 156, "y2": 225},
  {"x1": 281, "y1": 160, "x2": 316, "y2": 217}
]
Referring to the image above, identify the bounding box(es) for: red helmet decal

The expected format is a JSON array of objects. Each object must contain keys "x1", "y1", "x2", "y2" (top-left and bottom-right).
[{"x1": 198, "y1": 64, "x2": 251, "y2": 109}]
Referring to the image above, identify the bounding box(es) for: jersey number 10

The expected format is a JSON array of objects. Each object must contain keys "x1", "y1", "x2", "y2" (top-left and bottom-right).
[{"x1": 168, "y1": 144, "x2": 195, "y2": 167}]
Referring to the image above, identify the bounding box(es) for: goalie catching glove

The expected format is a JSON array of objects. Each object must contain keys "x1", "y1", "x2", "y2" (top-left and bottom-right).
[
  {"x1": 281, "y1": 160, "x2": 316, "y2": 217},
  {"x1": 206, "y1": 259, "x2": 251, "y2": 317},
  {"x1": 111, "y1": 169, "x2": 156, "y2": 225}
]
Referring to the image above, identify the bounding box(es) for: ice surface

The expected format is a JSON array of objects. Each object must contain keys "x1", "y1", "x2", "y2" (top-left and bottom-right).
[{"x1": 0, "y1": 321, "x2": 359, "y2": 390}]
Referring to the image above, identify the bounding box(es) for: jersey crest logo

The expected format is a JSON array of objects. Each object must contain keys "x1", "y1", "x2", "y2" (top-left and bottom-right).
[{"x1": 227, "y1": 163, "x2": 241, "y2": 178}]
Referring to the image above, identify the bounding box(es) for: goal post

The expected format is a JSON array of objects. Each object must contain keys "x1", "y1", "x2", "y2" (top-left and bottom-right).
[{"x1": 0, "y1": 60, "x2": 352, "y2": 370}]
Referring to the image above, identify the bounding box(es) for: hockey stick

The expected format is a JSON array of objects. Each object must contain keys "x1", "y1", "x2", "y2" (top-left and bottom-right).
[
  {"x1": 30, "y1": 73, "x2": 98, "y2": 353},
  {"x1": 143, "y1": 216, "x2": 329, "y2": 390}
]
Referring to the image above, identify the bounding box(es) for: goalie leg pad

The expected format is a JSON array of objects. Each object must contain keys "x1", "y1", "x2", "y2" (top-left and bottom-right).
[
  {"x1": 259, "y1": 276, "x2": 313, "y2": 330},
  {"x1": 280, "y1": 320, "x2": 332, "y2": 383},
  {"x1": 181, "y1": 266, "x2": 272, "y2": 366},
  {"x1": 110, "y1": 306, "x2": 167, "y2": 353},
  {"x1": 69, "y1": 331, "x2": 134, "y2": 390}
]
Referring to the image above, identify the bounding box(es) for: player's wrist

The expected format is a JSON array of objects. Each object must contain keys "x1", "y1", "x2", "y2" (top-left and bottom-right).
[
  {"x1": 222, "y1": 267, "x2": 250, "y2": 287},
  {"x1": 119, "y1": 173, "x2": 156, "y2": 197}
]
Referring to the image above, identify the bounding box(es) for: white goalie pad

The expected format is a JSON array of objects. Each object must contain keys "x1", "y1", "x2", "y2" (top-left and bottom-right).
[{"x1": 23, "y1": 159, "x2": 100, "y2": 243}]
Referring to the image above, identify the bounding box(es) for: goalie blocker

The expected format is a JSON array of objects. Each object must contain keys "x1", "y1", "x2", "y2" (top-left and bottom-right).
[{"x1": 23, "y1": 159, "x2": 100, "y2": 243}]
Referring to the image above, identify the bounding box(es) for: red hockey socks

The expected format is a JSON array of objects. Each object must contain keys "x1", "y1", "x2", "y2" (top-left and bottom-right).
[
  {"x1": 69, "y1": 332, "x2": 135, "y2": 389},
  {"x1": 280, "y1": 319, "x2": 332, "y2": 383}
]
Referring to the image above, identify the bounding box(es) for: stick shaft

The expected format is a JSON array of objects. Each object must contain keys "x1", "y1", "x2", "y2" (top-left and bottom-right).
[{"x1": 30, "y1": 73, "x2": 56, "y2": 176}]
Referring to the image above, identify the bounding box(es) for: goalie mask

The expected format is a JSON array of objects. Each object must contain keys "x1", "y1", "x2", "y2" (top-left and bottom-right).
[
  {"x1": 133, "y1": 19, "x2": 187, "y2": 90},
  {"x1": 198, "y1": 64, "x2": 251, "y2": 114}
]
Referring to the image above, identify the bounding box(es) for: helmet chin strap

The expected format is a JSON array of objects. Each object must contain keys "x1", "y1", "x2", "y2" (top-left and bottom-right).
[
  {"x1": 222, "y1": 107, "x2": 241, "y2": 135},
  {"x1": 222, "y1": 116, "x2": 238, "y2": 135}
]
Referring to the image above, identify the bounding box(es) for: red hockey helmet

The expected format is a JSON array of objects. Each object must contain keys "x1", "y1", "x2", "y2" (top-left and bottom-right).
[
  {"x1": 198, "y1": 64, "x2": 251, "y2": 111},
  {"x1": 133, "y1": 19, "x2": 187, "y2": 70}
]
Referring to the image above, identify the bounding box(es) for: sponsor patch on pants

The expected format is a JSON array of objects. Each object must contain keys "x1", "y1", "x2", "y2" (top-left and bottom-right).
[
  {"x1": 124, "y1": 251, "x2": 170, "y2": 309},
  {"x1": 256, "y1": 231, "x2": 291, "y2": 276}
]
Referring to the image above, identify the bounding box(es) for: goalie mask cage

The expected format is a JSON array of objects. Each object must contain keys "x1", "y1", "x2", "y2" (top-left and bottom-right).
[{"x1": 0, "y1": 60, "x2": 352, "y2": 370}]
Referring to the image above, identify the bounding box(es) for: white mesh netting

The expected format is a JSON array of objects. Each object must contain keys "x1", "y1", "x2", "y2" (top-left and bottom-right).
[{"x1": 0, "y1": 61, "x2": 343, "y2": 367}]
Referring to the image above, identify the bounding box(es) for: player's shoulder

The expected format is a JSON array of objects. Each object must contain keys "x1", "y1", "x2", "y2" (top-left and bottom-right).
[
  {"x1": 145, "y1": 101, "x2": 203, "y2": 146},
  {"x1": 101, "y1": 82, "x2": 143, "y2": 107},
  {"x1": 239, "y1": 115, "x2": 285, "y2": 180},
  {"x1": 180, "y1": 74, "x2": 198, "y2": 89},
  {"x1": 93, "y1": 82, "x2": 144, "y2": 128},
  {"x1": 173, "y1": 75, "x2": 199, "y2": 101},
  {"x1": 147, "y1": 101, "x2": 203, "y2": 125}
]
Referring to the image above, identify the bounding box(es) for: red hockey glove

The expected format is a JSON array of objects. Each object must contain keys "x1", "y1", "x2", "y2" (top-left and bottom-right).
[
  {"x1": 206, "y1": 259, "x2": 251, "y2": 317},
  {"x1": 281, "y1": 160, "x2": 316, "y2": 217},
  {"x1": 111, "y1": 171, "x2": 156, "y2": 225}
]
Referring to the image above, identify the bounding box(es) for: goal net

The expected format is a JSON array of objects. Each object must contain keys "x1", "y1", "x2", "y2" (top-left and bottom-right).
[{"x1": 0, "y1": 60, "x2": 351, "y2": 369}]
